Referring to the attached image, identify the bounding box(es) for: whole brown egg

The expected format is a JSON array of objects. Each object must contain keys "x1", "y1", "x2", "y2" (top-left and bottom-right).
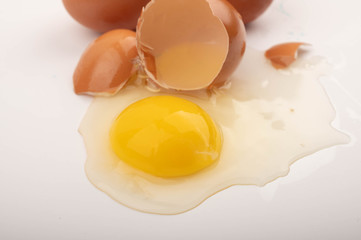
[
  {"x1": 226, "y1": 0, "x2": 273, "y2": 24},
  {"x1": 62, "y1": 0, "x2": 151, "y2": 32}
]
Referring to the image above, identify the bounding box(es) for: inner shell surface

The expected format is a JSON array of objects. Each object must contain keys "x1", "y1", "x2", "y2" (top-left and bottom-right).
[{"x1": 137, "y1": 0, "x2": 229, "y2": 90}]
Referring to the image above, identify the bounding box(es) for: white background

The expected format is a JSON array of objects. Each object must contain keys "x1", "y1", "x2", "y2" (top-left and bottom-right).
[{"x1": 1, "y1": 0, "x2": 361, "y2": 239}]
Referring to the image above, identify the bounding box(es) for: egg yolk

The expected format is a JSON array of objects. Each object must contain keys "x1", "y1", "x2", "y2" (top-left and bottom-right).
[{"x1": 109, "y1": 96, "x2": 222, "y2": 178}]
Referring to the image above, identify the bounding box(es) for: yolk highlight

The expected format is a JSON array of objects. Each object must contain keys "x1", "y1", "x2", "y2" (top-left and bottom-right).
[{"x1": 109, "y1": 96, "x2": 222, "y2": 177}]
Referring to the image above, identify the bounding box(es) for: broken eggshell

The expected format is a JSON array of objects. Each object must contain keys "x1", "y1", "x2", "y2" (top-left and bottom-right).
[
  {"x1": 73, "y1": 29, "x2": 138, "y2": 96},
  {"x1": 265, "y1": 42, "x2": 309, "y2": 69},
  {"x1": 136, "y1": 0, "x2": 246, "y2": 91}
]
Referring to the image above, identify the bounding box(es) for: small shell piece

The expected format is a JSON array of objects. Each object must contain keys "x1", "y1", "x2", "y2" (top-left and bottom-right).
[
  {"x1": 73, "y1": 29, "x2": 138, "y2": 96},
  {"x1": 265, "y1": 42, "x2": 308, "y2": 69}
]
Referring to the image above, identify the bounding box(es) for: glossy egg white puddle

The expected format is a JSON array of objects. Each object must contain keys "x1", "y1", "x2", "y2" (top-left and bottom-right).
[{"x1": 79, "y1": 48, "x2": 349, "y2": 214}]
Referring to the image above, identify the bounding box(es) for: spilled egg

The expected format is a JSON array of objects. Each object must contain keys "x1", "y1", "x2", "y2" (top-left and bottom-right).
[
  {"x1": 79, "y1": 48, "x2": 349, "y2": 214},
  {"x1": 68, "y1": 0, "x2": 350, "y2": 215}
]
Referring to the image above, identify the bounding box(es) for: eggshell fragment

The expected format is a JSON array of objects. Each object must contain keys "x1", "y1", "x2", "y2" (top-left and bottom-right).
[
  {"x1": 265, "y1": 42, "x2": 309, "y2": 69},
  {"x1": 62, "y1": 0, "x2": 151, "y2": 32},
  {"x1": 136, "y1": 0, "x2": 246, "y2": 91},
  {"x1": 226, "y1": 0, "x2": 273, "y2": 24},
  {"x1": 73, "y1": 29, "x2": 138, "y2": 96}
]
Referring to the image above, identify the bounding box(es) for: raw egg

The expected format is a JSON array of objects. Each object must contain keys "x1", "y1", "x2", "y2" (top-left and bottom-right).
[
  {"x1": 227, "y1": 0, "x2": 273, "y2": 24},
  {"x1": 62, "y1": 0, "x2": 151, "y2": 32},
  {"x1": 136, "y1": 0, "x2": 246, "y2": 90},
  {"x1": 73, "y1": 29, "x2": 138, "y2": 96},
  {"x1": 79, "y1": 48, "x2": 348, "y2": 214}
]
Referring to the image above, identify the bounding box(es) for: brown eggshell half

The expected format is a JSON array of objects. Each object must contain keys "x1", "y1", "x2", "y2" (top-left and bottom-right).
[
  {"x1": 207, "y1": 0, "x2": 247, "y2": 88},
  {"x1": 136, "y1": 0, "x2": 246, "y2": 91},
  {"x1": 226, "y1": 0, "x2": 273, "y2": 24},
  {"x1": 62, "y1": 0, "x2": 151, "y2": 32},
  {"x1": 265, "y1": 42, "x2": 309, "y2": 69},
  {"x1": 73, "y1": 29, "x2": 138, "y2": 96}
]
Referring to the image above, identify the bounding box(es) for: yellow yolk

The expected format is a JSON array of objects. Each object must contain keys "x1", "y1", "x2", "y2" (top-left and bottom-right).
[{"x1": 109, "y1": 96, "x2": 222, "y2": 177}]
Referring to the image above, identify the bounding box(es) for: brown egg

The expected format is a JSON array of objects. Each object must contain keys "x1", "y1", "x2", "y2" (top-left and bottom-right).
[
  {"x1": 226, "y1": 0, "x2": 273, "y2": 24},
  {"x1": 136, "y1": 0, "x2": 246, "y2": 91},
  {"x1": 73, "y1": 29, "x2": 138, "y2": 96},
  {"x1": 62, "y1": 0, "x2": 150, "y2": 32},
  {"x1": 265, "y1": 42, "x2": 309, "y2": 69}
]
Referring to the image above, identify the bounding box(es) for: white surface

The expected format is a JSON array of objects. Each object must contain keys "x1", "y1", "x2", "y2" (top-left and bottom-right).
[{"x1": 0, "y1": 0, "x2": 360, "y2": 239}]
